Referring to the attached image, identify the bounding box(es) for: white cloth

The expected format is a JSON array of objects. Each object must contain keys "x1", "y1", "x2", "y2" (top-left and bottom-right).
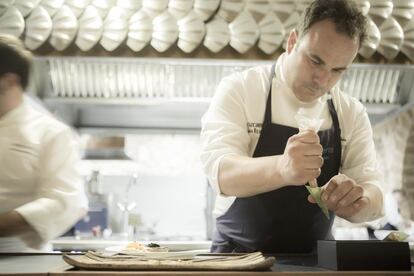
[
  {"x1": 200, "y1": 53, "x2": 383, "y2": 219},
  {"x1": 0, "y1": 99, "x2": 88, "y2": 252}
]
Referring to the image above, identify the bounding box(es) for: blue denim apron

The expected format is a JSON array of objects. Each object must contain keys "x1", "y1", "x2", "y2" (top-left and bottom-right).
[{"x1": 211, "y1": 64, "x2": 342, "y2": 254}]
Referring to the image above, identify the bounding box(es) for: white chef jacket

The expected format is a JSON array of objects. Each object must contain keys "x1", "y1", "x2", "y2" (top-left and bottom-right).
[
  {"x1": 0, "y1": 99, "x2": 88, "y2": 252},
  {"x1": 200, "y1": 53, "x2": 384, "y2": 220}
]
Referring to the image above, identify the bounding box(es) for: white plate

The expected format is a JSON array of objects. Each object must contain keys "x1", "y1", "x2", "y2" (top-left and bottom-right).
[
  {"x1": 39, "y1": 0, "x2": 64, "y2": 17},
  {"x1": 193, "y1": 0, "x2": 220, "y2": 22},
  {"x1": 0, "y1": 7, "x2": 24, "y2": 37},
  {"x1": 0, "y1": 0, "x2": 14, "y2": 17},
  {"x1": 24, "y1": 6, "x2": 52, "y2": 50},
  {"x1": 105, "y1": 246, "x2": 208, "y2": 259}
]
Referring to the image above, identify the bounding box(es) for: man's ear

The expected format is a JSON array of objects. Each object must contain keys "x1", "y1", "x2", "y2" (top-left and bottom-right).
[
  {"x1": 2, "y1": 73, "x2": 20, "y2": 87},
  {"x1": 286, "y1": 29, "x2": 298, "y2": 54},
  {"x1": 0, "y1": 74, "x2": 20, "y2": 95}
]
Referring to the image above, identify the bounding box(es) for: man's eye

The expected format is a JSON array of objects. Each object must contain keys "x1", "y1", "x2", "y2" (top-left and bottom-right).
[{"x1": 310, "y1": 58, "x2": 320, "y2": 65}]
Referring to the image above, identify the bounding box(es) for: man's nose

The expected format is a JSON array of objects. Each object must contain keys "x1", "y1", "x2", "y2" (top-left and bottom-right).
[{"x1": 312, "y1": 67, "x2": 330, "y2": 88}]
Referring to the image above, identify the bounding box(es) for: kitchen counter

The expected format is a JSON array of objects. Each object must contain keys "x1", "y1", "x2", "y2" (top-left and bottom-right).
[{"x1": 0, "y1": 253, "x2": 413, "y2": 275}]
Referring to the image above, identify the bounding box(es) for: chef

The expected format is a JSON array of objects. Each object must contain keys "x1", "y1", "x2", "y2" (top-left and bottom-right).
[
  {"x1": 0, "y1": 34, "x2": 88, "y2": 252},
  {"x1": 201, "y1": 0, "x2": 384, "y2": 253}
]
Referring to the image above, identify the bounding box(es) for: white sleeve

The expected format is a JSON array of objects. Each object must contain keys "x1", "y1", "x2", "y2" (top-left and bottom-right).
[
  {"x1": 200, "y1": 75, "x2": 252, "y2": 195},
  {"x1": 15, "y1": 128, "x2": 88, "y2": 248},
  {"x1": 340, "y1": 104, "x2": 384, "y2": 219}
]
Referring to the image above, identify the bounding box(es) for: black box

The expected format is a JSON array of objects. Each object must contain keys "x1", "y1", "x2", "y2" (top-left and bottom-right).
[{"x1": 318, "y1": 240, "x2": 411, "y2": 271}]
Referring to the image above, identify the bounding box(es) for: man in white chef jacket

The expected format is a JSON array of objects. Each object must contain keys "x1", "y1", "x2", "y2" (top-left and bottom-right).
[
  {"x1": 201, "y1": 0, "x2": 384, "y2": 253},
  {"x1": 0, "y1": 34, "x2": 88, "y2": 252}
]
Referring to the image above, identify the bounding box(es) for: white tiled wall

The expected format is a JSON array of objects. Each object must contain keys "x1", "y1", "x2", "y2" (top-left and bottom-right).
[{"x1": 79, "y1": 134, "x2": 208, "y2": 240}]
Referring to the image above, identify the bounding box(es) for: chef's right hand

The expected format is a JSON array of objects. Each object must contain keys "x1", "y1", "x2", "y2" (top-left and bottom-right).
[{"x1": 278, "y1": 130, "x2": 324, "y2": 186}]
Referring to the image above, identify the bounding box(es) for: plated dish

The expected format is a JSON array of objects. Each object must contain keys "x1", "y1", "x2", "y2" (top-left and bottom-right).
[{"x1": 105, "y1": 241, "x2": 208, "y2": 259}]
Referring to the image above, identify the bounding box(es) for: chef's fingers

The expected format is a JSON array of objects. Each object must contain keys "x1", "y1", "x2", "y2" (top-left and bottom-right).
[
  {"x1": 304, "y1": 155, "x2": 324, "y2": 169},
  {"x1": 290, "y1": 130, "x2": 319, "y2": 144},
  {"x1": 335, "y1": 197, "x2": 369, "y2": 218},
  {"x1": 304, "y1": 168, "x2": 321, "y2": 180},
  {"x1": 337, "y1": 185, "x2": 364, "y2": 209},
  {"x1": 302, "y1": 143, "x2": 323, "y2": 156},
  {"x1": 321, "y1": 178, "x2": 339, "y2": 201},
  {"x1": 307, "y1": 194, "x2": 316, "y2": 204},
  {"x1": 324, "y1": 179, "x2": 354, "y2": 208}
]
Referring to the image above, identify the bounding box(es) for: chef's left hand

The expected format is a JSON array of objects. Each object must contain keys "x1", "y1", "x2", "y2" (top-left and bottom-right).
[{"x1": 308, "y1": 174, "x2": 370, "y2": 219}]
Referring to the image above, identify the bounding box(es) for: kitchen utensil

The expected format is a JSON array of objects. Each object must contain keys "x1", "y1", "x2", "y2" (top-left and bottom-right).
[
  {"x1": 48, "y1": 58, "x2": 59, "y2": 96},
  {"x1": 368, "y1": 0, "x2": 393, "y2": 25},
  {"x1": 359, "y1": 69, "x2": 371, "y2": 102},
  {"x1": 0, "y1": 0, "x2": 14, "y2": 17},
  {"x1": 177, "y1": 10, "x2": 205, "y2": 53},
  {"x1": 100, "y1": 6, "x2": 128, "y2": 51},
  {"x1": 203, "y1": 15, "x2": 230, "y2": 53},
  {"x1": 366, "y1": 69, "x2": 379, "y2": 103},
  {"x1": 245, "y1": 0, "x2": 270, "y2": 22},
  {"x1": 117, "y1": 0, "x2": 142, "y2": 19},
  {"x1": 39, "y1": 0, "x2": 64, "y2": 17},
  {"x1": 63, "y1": 59, "x2": 74, "y2": 97},
  {"x1": 76, "y1": 5, "x2": 103, "y2": 51},
  {"x1": 281, "y1": 11, "x2": 300, "y2": 49},
  {"x1": 258, "y1": 11, "x2": 285, "y2": 54},
  {"x1": 49, "y1": 5, "x2": 78, "y2": 51},
  {"x1": 78, "y1": 61, "x2": 88, "y2": 97},
  {"x1": 168, "y1": 0, "x2": 193, "y2": 20},
  {"x1": 127, "y1": 9, "x2": 152, "y2": 52},
  {"x1": 142, "y1": 0, "x2": 168, "y2": 19},
  {"x1": 359, "y1": 17, "x2": 381, "y2": 58},
  {"x1": 229, "y1": 10, "x2": 259, "y2": 53},
  {"x1": 392, "y1": 0, "x2": 414, "y2": 27},
  {"x1": 12, "y1": 0, "x2": 40, "y2": 17},
  {"x1": 151, "y1": 10, "x2": 178, "y2": 52},
  {"x1": 374, "y1": 69, "x2": 386, "y2": 103},
  {"x1": 53, "y1": 58, "x2": 66, "y2": 97},
  {"x1": 218, "y1": 0, "x2": 245, "y2": 22},
  {"x1": 85, "y1": 62, "x2": 95, "y2": 97},
  {"x1": 94, "y1": 62, "x2": 103, "y2": 98},
  {"x1": 193, "y1": 0, "x2": 220, "y2": 22},
  {"x1": 388, "y1": 70, "x2": 400, "y2": 103},
  {"x1": 269, "y1": 0, "x2": 295, "y2": 22},
  {"x1": 377, "y1": 16, "x2": 404, "y2": 60},
  {"x1": 401, "y1": 18, "x2": 414, "y2": 61},
  {"x1": 71, "y1": 61, "x2": 82, "y2": 98},
  {"x1": 0, "y1": 7, "x2": 24, "y2": 37},
  {"x1": 91, "y1": 0, "x2": 116, "y2": 18},
  {"x1": 24, "y1": 6, "x2": 52, "y2": 50},
  {"x1": 66, "y1": 0, "x2": 90, "y2": 18}
]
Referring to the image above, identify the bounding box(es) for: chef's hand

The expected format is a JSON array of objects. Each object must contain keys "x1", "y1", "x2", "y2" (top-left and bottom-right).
[
  {"x1": 279, "y1": 130, "x2": 324, "y2": 186},
  {"x1": 308, "y1": 174, "x2": 370, "y2": 219}
]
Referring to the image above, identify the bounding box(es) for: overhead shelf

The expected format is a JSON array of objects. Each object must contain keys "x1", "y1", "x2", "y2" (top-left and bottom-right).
[{"x1": 31, "y1": 57, "x2": 414, "y2": 132}]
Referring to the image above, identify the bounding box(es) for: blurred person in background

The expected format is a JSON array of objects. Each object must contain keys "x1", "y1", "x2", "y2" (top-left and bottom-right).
[
  {"x1": 0, "y1": 34, "x2": 88, "y2": 252},
  {"x1": 201, "y1": 0, "x2": 384, "y2": 253}
]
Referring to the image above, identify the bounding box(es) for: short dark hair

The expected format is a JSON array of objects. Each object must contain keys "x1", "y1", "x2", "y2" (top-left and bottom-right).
[
  {"x1": 0, "y1": 34, "x2": 32, "y2": 90},
  {"x1": 297, "y1": 0, "x2": 367, "y2": 47}
]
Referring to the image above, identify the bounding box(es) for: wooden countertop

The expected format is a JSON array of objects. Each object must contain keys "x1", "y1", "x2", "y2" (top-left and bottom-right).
[{"x1": 0, "y1": 253, "x2": 413, "y2": 275}]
